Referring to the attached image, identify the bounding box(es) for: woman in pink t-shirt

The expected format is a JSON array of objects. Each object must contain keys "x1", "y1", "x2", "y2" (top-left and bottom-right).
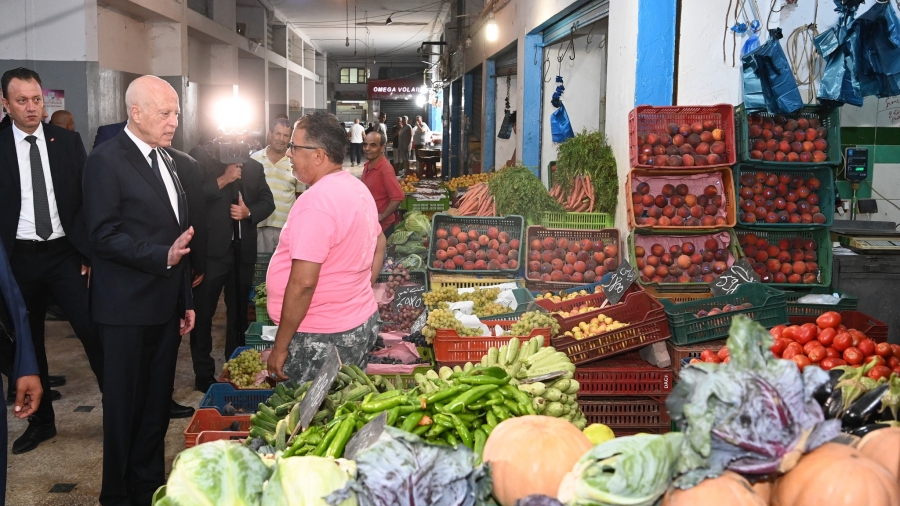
[{"x1": 265, "y1": 112, "x2": 386, "y2": 383}]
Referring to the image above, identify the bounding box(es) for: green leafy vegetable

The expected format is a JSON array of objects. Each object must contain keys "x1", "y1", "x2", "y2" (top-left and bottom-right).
[
  {"x1": 402, "y1": 212, "x2": 432, "y2": 237},
  {"x1": 557, "y1": 432, "x2": 683, "y2": 506},
  {"x1": 487, "y1": 166, "x2": 564, "y2": 224},
  {"x1": 554, "y1": 129, "x2": 618, "y2": 215},
  {"x1": 386, "y1": 230, "x2": 415, "y2": 246},
  {"x1": 254, "y1": 283, "x2": 267, "y2": 308},
  {"x1": 261, "y1": 456, "x2": 357, "y2": 506}
]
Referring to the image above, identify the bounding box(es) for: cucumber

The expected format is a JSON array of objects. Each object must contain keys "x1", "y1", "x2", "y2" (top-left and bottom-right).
[
  {"x1": 249, "y1": 425, "x2": 273, "y2": 441},
  {"x1": 542, "y1": 388, "x2": 563, "y2": 402},
  {"x1": 532, "y1": 397, "x2": 547, "y2": 414},
  {"x1": 439, "y1": 367, "x2": 454, "y2": 381},
  {"x1": 453, "y1": 365, "x2": 463, "y2": 374},
  {"x1": 506, "y1": 338, "x2": 520, "y2": 364},
  {"x1": 251, "y1": 414, "x2": 277, "y2": 432},
  {"x1": 288, "y1": 403, "x2": 301, "y2": 432},
  {"x1": 258, "y1": 403, "x2": 278, "y2": 421},
  {"x1": 546, "y1": 401, "x2": 564, "y2": 417},
  {"x1": 425, "y1": 369, "x2": 440, "y2": 380},
  {"x1": 552, "y1": 379, "x2": 571, "y2": 393},
  {"x1": 275, "y1": 401, "x2": 296, "y2": 418},
  {"x1": 498, "y1": 345, "x2": 509, "y2": 367},
  {"x1": 463, "y1": 362, "x2": 474, "y2": 372},
  {"x1": 566, "y1": 379, "x2": 580, "y2": 395},
  {"x1": 275, "y1": 420, "x2": 287, "y2": 451},
  {"x1": 488, "y1": 347, "x2": 500, "y2": 366},
  {"x1": 518, "y1": 382, "x2": 546, "y2": 397}
]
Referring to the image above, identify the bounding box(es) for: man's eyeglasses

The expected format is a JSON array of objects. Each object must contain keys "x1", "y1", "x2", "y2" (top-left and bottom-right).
[{"x1": 288, "y1": 143, "x2": 319, "y2": 152}]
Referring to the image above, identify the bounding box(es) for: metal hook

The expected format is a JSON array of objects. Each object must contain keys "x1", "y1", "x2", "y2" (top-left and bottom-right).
[{"x1": 543, "y1": 54, "x2": 552, "y2": 83}]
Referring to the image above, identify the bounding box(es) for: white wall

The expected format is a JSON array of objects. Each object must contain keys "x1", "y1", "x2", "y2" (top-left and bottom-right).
[
  {"x1": 0, "y1": 0, "x2": 97, "y2": 61},
  {"x1": 495, "y1": 75, "x2": 518, "y2": 168},
  {"x1": 98, "y1": 5, "x2": 153, "y2": 75}
]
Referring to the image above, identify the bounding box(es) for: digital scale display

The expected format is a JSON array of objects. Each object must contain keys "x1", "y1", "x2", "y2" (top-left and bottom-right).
[{"x1": 845, "y1": 148, "x2": 869, "y2": 182}]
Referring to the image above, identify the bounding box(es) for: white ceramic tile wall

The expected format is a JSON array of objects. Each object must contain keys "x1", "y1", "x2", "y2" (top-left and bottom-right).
[{"x1": 855, "y1": 162, "x2": 900, "y2": 224}]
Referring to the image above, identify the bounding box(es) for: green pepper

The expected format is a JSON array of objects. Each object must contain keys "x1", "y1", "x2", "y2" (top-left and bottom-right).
[
  {"x1": 372, "y1": 390, "x2": 403, "y2": 401},
  {"x1": 386, "y1": 406, "x2": 401, "y2": 426},
  {"x1": 450, "y1": 414, "x2": 473, "y2": 448},
  {"x1": 360, "y1": 395, "x2": 407, "y2": 413},
  {"x1": 504, "y1": 385, "x2": 532, "y2": 407},
  {"x1": 444, "y1": 431, "x2": 458, "y2": 448},
  {"x1": 424, "y1": 384, "x2": 469, "y2": 405},
  {"x1": 412, "y1": 424, "x2": 430, "y2": 436},
  {"x1": 442, "y1": 385, "x2": 499, "y2": 414},
  {"x1": 426, "y1": 423, "x2": 447, "y2": 438},
  {"x1": 455, "y1": 413, "x2": 478, "y2": 424},
  {"x1": 486, "y1": 411, "x2": 498, "y2": 428},
  {"x1": 521, "y1": 401, "x2": 536, "y2": 416},
  {"x1": 432, "y1": 414, "x2": 456, "y2": 429},
  {"x1": 400, "y1": 411, "x2": 426, "y2": 432},
  {"x1": 497, "y1": 387, "x2": 513, "y2": 399},
  {"x1": 398, "y1": 405, "x2": 421, "y2": 415},
  {"x1": 504, "y1": 399, "x2": 522, "y2": 416},
  {"x1": 312, "y1": 419, "x2": 344, "y2": 456},
  {"x1": 473, "y1": 429, "x2": 487, "y2": 464},
  {"x1": 481, "y1": 423, "x2": 494, "y2": 436},
  {"x1": 458, "y1": 366, "x2": 510, "y2": 386},
  {"x1": 466, "y1": 400, "x2": 488, "y2": 411},
  {"x1": 492, "y1": 404, "x2": 511, "y2": 421},
  {"x1": 325, "y1": 414, "x2": 357, "y2": 458},
  {"x1": 487, "y1": 390, "x2": 504, "y2": 402}
]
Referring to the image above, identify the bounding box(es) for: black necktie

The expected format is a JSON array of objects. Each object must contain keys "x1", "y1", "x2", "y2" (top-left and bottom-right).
[
  {"x1": 24, "y1": 136, "x2": 52, "y2": 240},
  {"x1": 148, "y1": 148, "x2": 165, "y2": 188}
]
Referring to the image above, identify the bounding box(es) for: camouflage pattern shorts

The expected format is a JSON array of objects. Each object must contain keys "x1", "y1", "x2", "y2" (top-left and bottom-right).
[{"x1": 282, "y1": 312, "x2": 380, "y2": 383}]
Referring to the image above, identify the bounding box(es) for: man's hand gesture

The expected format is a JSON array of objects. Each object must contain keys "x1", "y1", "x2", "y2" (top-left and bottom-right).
[
  {"x1": 231, "y1": 193, "x2": 250, "y2": 221},
  {"x1": 167, "y1": 226, "x2": 194, "y2": 267}
]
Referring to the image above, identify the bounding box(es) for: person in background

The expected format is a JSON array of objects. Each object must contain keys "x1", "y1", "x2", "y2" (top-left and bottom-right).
[
  {"x1": 361, "y1": 130, "x2": 405, "y2": 238},
  {"x1": 0, "y1": 67, "x2": 105, "y2": 454},
  {"x1": 265, "y1": 111, "x2": 385, "y2": 383},
  {"x1": 375, "y1": 112, "x2": 388, "y2": 140},
  {"x1": 504, "y1": 111, "x2": 518, "y2": 167},
  {"x1": 92, "y1": 121, "x2": 127, "y2": 151},
  {"x1": 398, "y1": 115, "x2": 413, "y2": 175},
  {"x1": 251, "y1": 118, "x2": 305, "y2": 254},
  {"x1": 412, "y1": 115, "x2": 431, "y2": 173},
  {"x1": 348, "y1": 118, "x2": 365, "y2": 167},
  {"x1": 49, "y1": 110, "x2": 74, "y2": 131}
]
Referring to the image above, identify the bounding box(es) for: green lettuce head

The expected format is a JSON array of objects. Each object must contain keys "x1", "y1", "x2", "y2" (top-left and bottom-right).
[
  {"x1": 261, "y1": 457, "x2": 357, "y2": 506},
  {"x1": 158, "y1": 440, "x2": 271, "y2": 506}
]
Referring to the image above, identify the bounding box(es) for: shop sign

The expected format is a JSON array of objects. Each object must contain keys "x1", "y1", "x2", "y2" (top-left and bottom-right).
[
  {"x1": 368, "y1": 78, "x2": 427, "y2": 100},
  {"x1": 42, "y1": 89, "x2": 65, "y2": 117}
]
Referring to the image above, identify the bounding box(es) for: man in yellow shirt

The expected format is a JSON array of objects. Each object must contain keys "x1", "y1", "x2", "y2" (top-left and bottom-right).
[{"x1": 251, "y1": 118, "x2": 306, "y2": 253}]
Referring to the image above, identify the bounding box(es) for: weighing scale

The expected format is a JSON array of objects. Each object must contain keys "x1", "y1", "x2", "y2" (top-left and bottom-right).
[{"x1": 832, "y1": 148, "x2": 900, "y2": 254}]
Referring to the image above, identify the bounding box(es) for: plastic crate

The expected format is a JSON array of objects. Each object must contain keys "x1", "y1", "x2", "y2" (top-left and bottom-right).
[
  {"x1": 402, "y1": 196, "x2": 451, "y2": 212},
  {"x1": 199, "y1": 383, "x2": 274, "y2": 415},
  {"x1": 630, "y1": 228, "x2": 744, "y2": 288},
  {"x1": 667, "y1": 339, "x2": 726, "y2": 376},
  {"x1": 538, "y1": 211, "x2": 614, "y2": 230},
  {"x1": 551, "y1": 291, "x2": 671, "y2": 366},
  {"x1": 789, "y1": 310, "x2": 888, "y2": 343},
  {"x1": 254, "y1": 306, "x2": 273, "y2": 326},
  {"x1": 427, "y1": 215, "x2": 525, "y2": 276},
  {"x1": 245, "y1": 322, "x2": 275, "y2": 351},
  {"x1": 732, "y1": 164, "x2": 836, "y2": 227},
  {"x1": 433, "y1": 321, "x2": 550, "y2": 367},
  {"x1": 534, "y1": 283, "x2": 643, "y2": 312},
  {"x1": 734, "y1": 226, "x2": 832, "y2": 287},
  {"x1": 184, "y1": 409, "x2": 252, "y2": 448},
  {"x1": 782, "y1": 287, "x2": 859, "y2": 318},
  {"x1": 660, "y1": 283, "x2": 789, "y2": 345},
  {"x1": 575, "y1": 353, "x2": 674, "y2": 396},
  {"x1": 229, "y1": 346, "x2": 254, "y2": 361},
  {"x1": 735, "y1": 103, "x2": 842, "y2": 166},
  {"x1": 629, "y1": 104, "x2": 737, "y2": 169},
  {"x1": 368, "y1": 365, "x2": 434, "y2": 390},
  {"x1": 627, "y1": 167, "x2": 737, "y2": 230},
  {"x1": 253, "y1": 253, "x2": 272, "y2": 285},
  {"x1": 643, "y1": 285, "x2": 714, "y2": 303},
  {"x1": 523, "y1": 226, "x2": 622, "y2": 290},
  {"x1": 544, "y1": 285, "x2": 646, "y2": 329},
  {"x1": 377, "y1": 270, "x2": 428, "y2": 289},
  {"x1": 196, "y1": 431, "x2": 249, "y2": 445},
  {"x1": 428, "y1": 274, "x2": 524, "y2": 291},
  {"x1": 577, "y1": 396, "x2": 671, "y2": 429}
]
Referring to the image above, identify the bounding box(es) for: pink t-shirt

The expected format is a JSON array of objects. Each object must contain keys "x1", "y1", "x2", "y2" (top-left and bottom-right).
[{"x1": 266, "y1": 170, "x2": 380, "y2": 333}]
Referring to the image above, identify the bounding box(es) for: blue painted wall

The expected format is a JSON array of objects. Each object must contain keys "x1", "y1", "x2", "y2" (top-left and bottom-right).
[
  {"x1": 635, "y1": 0, "x2": 676, "y2": 106},
  {"x1": 483, "y1": 60, "x2": 497, "y2": 172},
  {"x1": 522, "y1": 33, "x2": 543, "y2": 176},
  {"x1": 430, "y1": 88, "x2": 443, "y2": 133}
]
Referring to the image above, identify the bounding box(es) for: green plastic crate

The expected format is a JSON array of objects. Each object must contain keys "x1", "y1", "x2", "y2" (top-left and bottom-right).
[
  {"x1": 660, "y1": 283, "x2": 789, "y2": 345},
  {"x1": 734, "y1": 226, "x2": 833, "y2": 287},
  {"x1": 245, "y1": 322, "x2": 274, "y2": 351},
  {"x1": 255, "y1": 306, "x2": 273, "y2": 326},
  {"x1": 253, "y1": 252, "x2": 273, "y2": 285},
  {"x1": 539, "y1": 211, "x2": 614, "y2": 230},
  {"x1": 427, "y1": 215, "x2": 525, "y2": 277},
  {"x1": 401, "y1": 196, "x2": 450, "y2": 212},
  {"x1": 782, "y1": 286, "x2": 859, "y2": 318},
  {"x1": 630, "y1": 228, "x2": 744, "y2": 288},
  {"x1": 735, "y1": 103, "x2": 842, "y2": 166},
  {"x1": 733, "y1": 163, "x2": 836, "y2": 228}
]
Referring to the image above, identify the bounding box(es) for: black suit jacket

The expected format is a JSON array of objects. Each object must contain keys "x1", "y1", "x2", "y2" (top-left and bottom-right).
[
  {"x1": 92, "y1": 121, "x2": 126, "y2": 151},
  {"x1": 164, "y1": 148, "x2": 208, "y2": 277},
  {"x1": 82, "y1": 130, "x2": 193, "y2": 326},
  {"x1": 188, "y1": 146, "x2": 275, "y2": 263},
  {"x1": 0, "y1": 123, "x2": 91, "y2": 261}
]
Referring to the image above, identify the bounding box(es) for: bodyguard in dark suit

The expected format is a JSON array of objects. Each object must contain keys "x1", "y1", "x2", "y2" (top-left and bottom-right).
[
  {"x1": 92, "y1": 121, "x2": 126, "y2": 150},
  {"x1": 187, "y1": 144, "x2": 274, "y2": 392},
  {"x1": 83, "y1": 75, "x2": 196, "y2": 506},
  {"x1": 0, "y1": 243, "x2": 42, "y2": 506},
  {"x1": 0, "y1": 67, "x2": 104, "y2": 454}
]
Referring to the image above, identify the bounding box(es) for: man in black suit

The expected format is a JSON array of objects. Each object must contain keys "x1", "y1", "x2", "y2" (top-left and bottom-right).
[
  {"x1": 82, "y1": 75, "x2": 196, "y2": 506},
  {"x1": 188, "y1": 141, "x2": 274, "y2": 392},
  {"x1": 93, "y1": 121, "x2": 126, "y2": 150},
  {"x1": 0, "y1": 67, "x2": 105, "y2": 454}
]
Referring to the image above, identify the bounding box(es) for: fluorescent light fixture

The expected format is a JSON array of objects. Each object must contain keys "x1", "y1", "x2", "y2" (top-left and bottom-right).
[
  {"x1": 214, "y1": 97, "x2": 251, "y2": 131},
  {"x1": 486, "y1": 14, "x2": 498, "y2": 42}
]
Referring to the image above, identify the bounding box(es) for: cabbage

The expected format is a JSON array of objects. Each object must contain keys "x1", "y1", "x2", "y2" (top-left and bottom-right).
[
  {"x1": 157, "y1": 441, "x2": 271, "y2": 506},
  {"x1": 387, "y1": 230, "x2": 415, "y2": 245},
  {"x1": 261, "y1": 457, "x2": 357, "y2": 506},
  {"x1": 402, "y1": 212, "x2": 432, "y2": 237},
  {"x1": 398, "y1": 255, "x2": 424, "y2": 270}
]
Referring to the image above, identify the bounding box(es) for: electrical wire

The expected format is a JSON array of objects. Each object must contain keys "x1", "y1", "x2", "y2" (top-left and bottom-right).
[{"x1": 786, "y1": 23, "x2": 822, "y2": 102}]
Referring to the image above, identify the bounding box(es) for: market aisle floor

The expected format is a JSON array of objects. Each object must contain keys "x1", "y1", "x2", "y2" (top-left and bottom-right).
[{"x1": 5, "y1": 296, "x2": 228, "y2": 506}]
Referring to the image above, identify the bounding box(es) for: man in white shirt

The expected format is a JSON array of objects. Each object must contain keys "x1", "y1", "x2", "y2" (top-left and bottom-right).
[
  {"x1": 348, "y1": 118, "x2": 366, "y2": 167},
  {"x1": 252, "y1": 118, "x2": 306, "y2": 253}
]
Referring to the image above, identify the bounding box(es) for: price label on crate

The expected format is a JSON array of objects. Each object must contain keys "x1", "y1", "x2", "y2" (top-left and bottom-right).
[
  {"x1": 708, "y1": 258, "x2": 760, "y2": 296},
  {"x1": 343, "y1": 411, "x2": 387, "y2": 460},
  {"x1": 392, "y1": 285, "x2": 426, "y2": 313},
  {"x1": 602, "y1": 260, "x2": 638, "y2": 305},
  {"x1": 296, "y1": 346, "x2": 341, "y2": 433}
]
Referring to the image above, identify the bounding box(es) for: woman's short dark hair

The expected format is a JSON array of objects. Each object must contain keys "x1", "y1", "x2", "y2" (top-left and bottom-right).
[{"x1": 293, "y1": 111, "x2": 347, "y2": 165}]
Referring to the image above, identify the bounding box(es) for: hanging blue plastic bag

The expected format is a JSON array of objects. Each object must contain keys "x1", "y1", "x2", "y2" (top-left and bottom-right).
[
  {"x1": 742, "y1": 51, "x2": 767, "y2": 111},
  {"x1": 741, "y1": 28, "x2": 803, "y2": 113},
  {"x1": 741, "y1": 20, "x2": 762, "y2": 56},
  {"x1": 853, "y1": 1, "x2": 900, "y2": 99},
  {"x1": 550, "y1": 76, "x2": 574, "y2": 143},
  {"x1": 816, "y1": 0, "x2": 865, "y2": 106}
]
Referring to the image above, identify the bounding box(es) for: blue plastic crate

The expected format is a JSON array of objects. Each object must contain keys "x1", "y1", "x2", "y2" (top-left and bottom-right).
[
  {"x1": 199, "y1": 383, "x2": 273, "y2": 415},
  {"x1": 228, "y1": 346, "x2": 255, "y2": 361}
]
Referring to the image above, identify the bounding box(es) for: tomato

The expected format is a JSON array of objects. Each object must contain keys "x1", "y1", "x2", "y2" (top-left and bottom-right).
[
  {"x1": 794, "y1": 323, "x2": 818, "y2": 345},
  {"x1": 817, "y1": 328, "x2": 836, "y2": 346},
  {"x1": 825, "y1": 347, "x2": 839, "y2": 359},
  {"x1": 889, "y1": 356, "x2": 900, "y2": 369},
  {"x1": 894, "y1": 366, "x2": 900, "y2": 376},
  {"x1": 808, "y1": 346, "x2": 827, "y2": 363},
  {"x1": 843, "y1": 347, "x2": 864, "y2": 365},
  {"x1": 723, "y1": 355, "x2": 730, "y2": 363},
  {"x1": 770, "y1": 325, "x2": 786, "y2": 339},
  {"x1": 689, "y1": 358, "x2": 703, "y2": 365},
  {"x1": 849, "y1": 330, "x2": 867, "y2": 346},
  {"x1": 803, "y1": 340, "x2": 822, "y2": 356},
  {"x1": 717, "y1": 346, "x2": 730, "y2": 361},
  {"x1": 876, "y1": 342, "x2": 893, "y2": 358},
  {"x1": 792, "y1": 354, "x2": 812, "y2": 370},
  {"x1": 816, "y1": 311, "x2": 841, "y2": 329},
  {"x1": 837, "y1": 324, "x2": 848, "y2": 332},
  {"x1": 833, "y1": 332, "x2": 853, "y2": 352},
  {"x1": 892, "y1": 344, "x2": 900, "y2": 358},
  {"x1": 820, "y1": 358, "x2": 847, "y2": 370},
  {"x1": 770, "y1": 338, "x2": 789, "y2": 357},
  {"x1": 783, "y1": 345, "x2": 803, "y2": 360},
  {"x1": 867, "y1": 365, "x2": 894, "y2": 382},
  {"x1": 700, "y1": 350, "x2": 721, "y2": 363},
  {"x1": 782, "y1": 325, "x2": 798, "y2": 341},
  {"x1": 858, "y1": 339, "x2": 876, "y2": 357},
  {"x1": 865, "y1": 355, "x2": 886, "y2": 367}
]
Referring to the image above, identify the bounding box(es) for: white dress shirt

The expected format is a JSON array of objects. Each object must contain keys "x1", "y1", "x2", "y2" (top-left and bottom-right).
[
  {"x1": 13, "y1": 122, "x2": 65, "y2": 241},
  {"x1": 124, "y1": 126, "x2": 180, "y2": 224}
]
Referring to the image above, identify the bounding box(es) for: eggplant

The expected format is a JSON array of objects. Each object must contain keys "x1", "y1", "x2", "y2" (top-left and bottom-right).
[
  {"x1": 814, "y1": 369, "x2": 845, "y2": 407},
  {"x1": 842, "y1": 383, "x2": 890, "y2": 428},
  {"x1": 847, "y1": 423, "x2": 891, "y2": 437},
  {"x1": 823, "y1": 387, "x2": 844, "y2": 420}
]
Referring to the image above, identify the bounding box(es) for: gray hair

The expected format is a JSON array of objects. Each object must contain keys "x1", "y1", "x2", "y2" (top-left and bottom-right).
[
  {"x1": 272, "y1": 117, "x2": 291, "y2": 130},
  {"x1": 367, "y1": 129, "x2": 386, "y2": 146},
  {"x1": 293, "y1": 111, "x2": 347, "y2": 165}
]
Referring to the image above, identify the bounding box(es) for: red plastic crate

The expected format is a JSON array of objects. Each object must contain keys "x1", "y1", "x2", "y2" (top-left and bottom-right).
[
  {"x1": 535, "y1": 283, "x2": 644, "y2": 313},
  {"x1": 629, "y1": 104, "x2": 737, "y2": 169},
  {"x1": 551, "y1": 291, "x2": 671, "y2": 365},
  {"x1": 196, "y1": 431, "x2": 249, "y2": 445},
  {"x1": 666, "y1": 339, "x2": 726, "y2": 376},
  {"x1": 433, "y1": 320, "x2": 550, "y2": 367},
  {"x1": 184, "y1": 409, "x2": 252, "y2": 448},
  {"x1": 627, "y1": 167, "x2": 737, "y2": 230},
  {"x1": 577, "y1": 396, "x2": 671, "y2": 429},
  {"x1": 524, "y1": 226, "x2": 622, "y2": 291},
  {"x1": 575, "y1": 353, "x2": 674, "y2": 396},
  {"x1": 788, "y1": 310, "x2": 888, "y2": 343}
]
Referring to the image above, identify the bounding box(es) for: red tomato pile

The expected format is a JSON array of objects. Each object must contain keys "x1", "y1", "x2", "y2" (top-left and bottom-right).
[{"x1": 697, "y1": 311, "x2": 900, "y2": 380}]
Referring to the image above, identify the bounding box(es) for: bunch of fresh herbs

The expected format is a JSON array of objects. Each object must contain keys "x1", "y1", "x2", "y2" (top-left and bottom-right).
[
  {"x1": 487, "y1": 165, "x2": 564, "y2": 223},
  {"x1": 554, "y1": 129, "x2": 618, "y2": 215}
]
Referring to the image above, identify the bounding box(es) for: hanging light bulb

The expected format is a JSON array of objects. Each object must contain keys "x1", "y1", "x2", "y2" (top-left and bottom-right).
[
  {"x1": 486, "y1": 13, "x2": 498, "y2": 42},
  {"x1": 345, "y1": 37, "x2": 350, "y2": 47},
  {"x1": 465, "y1": 36, "x2": 472, "y2": 48}
]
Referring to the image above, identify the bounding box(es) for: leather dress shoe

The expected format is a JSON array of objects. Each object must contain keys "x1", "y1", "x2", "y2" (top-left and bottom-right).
[
  {"x1": 171, "y1": 400, "x2": 195, "y2": 419},
  {"x1": 194, "y1": 376, "x2": 217, "y2": 393},
  {"x1": 12, "y1": 422, "x2": 57, "y2": 454},
  {"x1": 49, "y1": 389, "x2": 61, "y2": 401},
  {"x1": 48, "y1": 375, "x2": 66, "y2": 387}
]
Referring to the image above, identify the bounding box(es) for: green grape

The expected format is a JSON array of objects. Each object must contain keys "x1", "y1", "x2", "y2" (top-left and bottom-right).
[
  {"x1": 510, "y1": 311, "x2": 560, "y2": 336},
  {"x1": 224, "y1": 349, "x2": 265, "y2": 388}
]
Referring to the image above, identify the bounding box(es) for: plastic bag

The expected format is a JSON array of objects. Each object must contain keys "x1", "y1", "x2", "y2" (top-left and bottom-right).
[
  {"x1": 741, "y1": 29, "x2": 803, "y2": 113},
  {"x1": 550, "y1": 75, "x2": 575, "y2": 143}
]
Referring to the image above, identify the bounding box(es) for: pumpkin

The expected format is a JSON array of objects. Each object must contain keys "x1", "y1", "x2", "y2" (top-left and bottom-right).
[
  {"x1": 855, "y1": 427, "x2": 900, "y2": 481},
  {"x1": 660, "y1": 471, "x2": 767, "y2": 506},
  {"x1": 771, "y1": 442, "x2": 900, "y2": 506},
  {"x1": 482, "y1": 415, "x2": 592, "y2": 506}
]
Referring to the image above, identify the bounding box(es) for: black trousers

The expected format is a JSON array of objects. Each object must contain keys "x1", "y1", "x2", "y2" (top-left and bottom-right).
[
  {"x1": 189, "y1": 249, "x2": 253, "y2": 379},
  {"x1": 99, "y1": 317, "x2": 180, "y2": 506},
  {"x1": 1, "y1": 375, "x2": 8, "y2": 506},
  {"x1": 350, "y1": 142, "x2": 363, "y2": 164},
  {"x1": 10, "y1": 238, "x2": 104, "y2": 424}
]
